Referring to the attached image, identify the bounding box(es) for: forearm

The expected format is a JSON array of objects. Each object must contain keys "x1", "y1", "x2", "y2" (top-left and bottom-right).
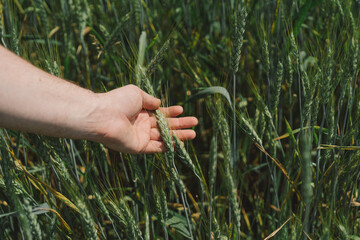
[{"x1": 0, "y1": 45, "x2": 99, "y2": 140}]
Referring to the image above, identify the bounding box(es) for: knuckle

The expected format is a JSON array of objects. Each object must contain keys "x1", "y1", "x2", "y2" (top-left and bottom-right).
[{"x1": 127, "y1": 84, "x2": 140, "y2": 92}]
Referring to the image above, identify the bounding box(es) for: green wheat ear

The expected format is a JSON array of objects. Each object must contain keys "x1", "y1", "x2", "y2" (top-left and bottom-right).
[
  {"x1": 146, "y1": 39, "x2": 170, "y2": 77},
  {"x1": 239, "y1": 114, "x2": 263, "y2": 146},
  {"x1": 131, "y1": 0, "x2": 141, "y2": 26},
  {"x1": 211, "y1": 99, "x2": 241, "y2": 235},
  {"x1": 320, "y1": 47, "x2": 333, "y2": 105},
  {"x1": 154, "y1": 187, "x2": 168, "y2": 224},
  {"x1": 76, "y1": 199, "x2": 98, "y2": 240},
  {"x1": 209, "y1": 133, "x2": 218, "y2": 196},
  {"x1": 231, "y1": 7, "x2": 247, "y2": 73},
  {"x1": 261, "y1": 40, "x2": 270, "y2": 74},
  {"x1": 135, "y1": 32, "x2": 173, "y2": 153},
  {"x1": 23, "y1": 198, "x2": 43, "y2": 239},
  {"x1": 118, "y1": 199, "x2": 144, "y2": 240},
  {"x1": 0, "y1": 134, "x2": 33, "y2": 239},
  {"x1": 300, "y1": 130, "x2": 313, "y2": 235},
  {"x1": 103, "y1": 13, "x2": 131, "y2": 52},
  {"x1": 94, "y1": 192, "x2": 114, "y2": 229},
  {"x1": 33, "y1": 0, "x2": 48, "y2": 35},
  {"x1": 286, "y1": 55, "x2": 293, "y2": 87},
  {"x1": 270, "y1": 61, "x2": 283, "y2": 116}
]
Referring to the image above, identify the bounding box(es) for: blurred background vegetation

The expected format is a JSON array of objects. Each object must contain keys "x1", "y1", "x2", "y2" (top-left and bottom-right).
[{"x1": 0, "y1": 0, "x2": 360, "y2": 239}]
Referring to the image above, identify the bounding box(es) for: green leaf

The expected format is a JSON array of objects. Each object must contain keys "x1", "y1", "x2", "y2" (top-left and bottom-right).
[
  {"x1": 32, "y1": 203, "x2": 51, "y2": 215},
  {"x1": 0, "y1": 211, "x2": 17, "y2": 218},
  {"x1": 137, "y1": 31, "x2": 147, "y2": 67},
  {"x1": 284, "y1": 118, "x2": 297, "y2": 146},
  {"x1": 0, "y1": 203, "x2": 50, "y2": 218},
  {"x1": 166, "y1": 210, "x2": 192, "y2": 239},
  {"x1": 146, "y1": 34, "x2": 159, "y2": 51},
  {"x1": 348, "y1": 236, "x2": 360, "y2": 240},
  {"x1": 186, "y1": 86, "x2": 232, "y2": 107},
  {"x1": 293, "y1": 0, "x2": 324, "y2": 37}
]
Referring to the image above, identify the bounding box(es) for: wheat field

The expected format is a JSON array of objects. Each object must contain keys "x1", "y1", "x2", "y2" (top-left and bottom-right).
[{"x1": 0, "y1": 0, "x2": 360, "y2": 239}]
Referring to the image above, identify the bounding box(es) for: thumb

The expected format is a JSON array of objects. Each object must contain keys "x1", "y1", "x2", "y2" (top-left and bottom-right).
[{"x1": 141, "y1": 90, "x2": 161, "y2": 110}]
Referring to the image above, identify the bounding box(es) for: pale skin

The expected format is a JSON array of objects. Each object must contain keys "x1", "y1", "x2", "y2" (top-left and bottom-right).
[{"x1": 0, "y1": 45, "x2": 198, "y2": 153}]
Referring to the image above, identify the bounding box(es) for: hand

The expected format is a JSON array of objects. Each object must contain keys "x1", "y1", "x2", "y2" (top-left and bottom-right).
[{"x1": 92, "y1": 85, "x2": 198, "y2": 153}]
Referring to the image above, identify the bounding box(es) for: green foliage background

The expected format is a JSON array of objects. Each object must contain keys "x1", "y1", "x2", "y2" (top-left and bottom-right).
[{"x1": 0, "y1": 0, "x2": 360, "y2": 239}]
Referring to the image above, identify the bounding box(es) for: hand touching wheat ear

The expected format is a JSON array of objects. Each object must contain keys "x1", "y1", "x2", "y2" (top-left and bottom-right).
[
  {"x1": 0, "y1": 46, "x2": 198, "y2": 153},
  {"x1": 93, "y1": 85, "x2": 198, "y2": 153}
]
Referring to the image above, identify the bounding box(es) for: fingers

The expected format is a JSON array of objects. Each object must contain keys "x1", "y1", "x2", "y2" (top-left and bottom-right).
[
  {"x1": 147, "y1": 104, "x2": 198, "y2": 142},
  {"x1": 159, "y1": 106, "x2": 183, "y2": 117},
  {"x1": 141, "y1": 90, "x2": 161, "y2": 110},
  {"x1": 142, "y1": 140, "x2": 187, "y2": 153},
  {"x1": 149, "y1": 106, "x2": 186, "y2": 127},
  {"x1": 142, "y1": 141, "x2": 166, "y2": 153},
  {"x1": 150, "y1": 116, "x2": 158, "y2": 128},
  {"x1": 172, "y1": 129, "x2": 196, "y2": 140},
  {"x1": 167, "y1": 117, "x2": 198, "y2": 129},
  {"x1": 145, "y1": 130, "x2": 194, "y2": 153},
  {"x1": 149, "y1": 106, "x2": 184, "y2": 124},
  {"x1": 150, "y1": 128, "x2": 161, "y2": 140},
  {"x1": 150, "y1": 128, "x2": 196, "y2": 141},
  {"x1": 150, "y1": 116, "x2": 198, "y2": 129}
]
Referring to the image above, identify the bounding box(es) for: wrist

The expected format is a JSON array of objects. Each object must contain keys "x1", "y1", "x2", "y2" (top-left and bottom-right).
[
  {"x1": 84, "y1": 92, "x2": 107, "y2": 142},
  {"x1": 85, "y1": 92, "x2": 128, "y2": 146},
  {"x1": 60, "y1": 89, "x2": 102, "y2": 141}
]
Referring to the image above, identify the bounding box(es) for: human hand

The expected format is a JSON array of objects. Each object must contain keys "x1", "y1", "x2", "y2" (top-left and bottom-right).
[{"x1": 91, "y1": 84, "x2": 198, "y2": 153}]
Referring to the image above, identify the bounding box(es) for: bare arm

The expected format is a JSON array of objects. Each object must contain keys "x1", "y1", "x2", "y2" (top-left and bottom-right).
[
  {"x1": 0, "y1": 45, "x2": 99, "y2": 140},
  {"x1": 0, "y1": 45, "x2": 198, "y2": 153}
]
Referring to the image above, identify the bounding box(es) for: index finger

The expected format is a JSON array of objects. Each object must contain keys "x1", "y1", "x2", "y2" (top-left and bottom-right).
[
  {"x1": 158, "y1": 106, "x2": 183, "y2": 117},
  {"x1": 141, "y1": 90, "x2": 161, "y2": 110}
]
